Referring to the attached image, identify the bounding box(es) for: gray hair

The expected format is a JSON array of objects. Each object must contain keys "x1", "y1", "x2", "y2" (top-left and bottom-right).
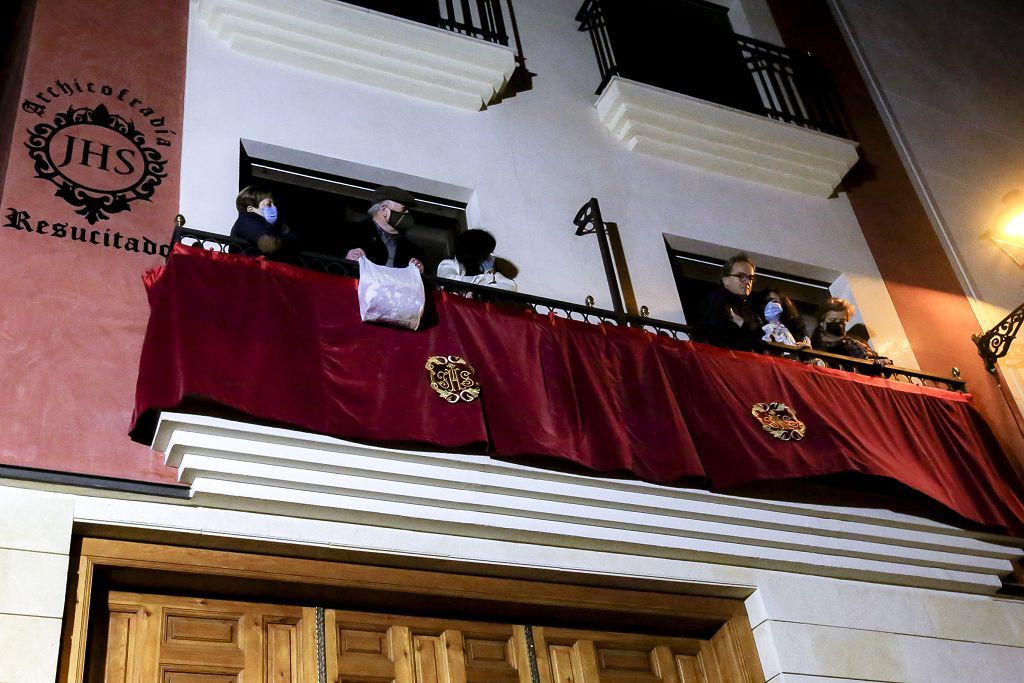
[{"x1": 367, "y1": 201, "x2": 386, "y2": 218}]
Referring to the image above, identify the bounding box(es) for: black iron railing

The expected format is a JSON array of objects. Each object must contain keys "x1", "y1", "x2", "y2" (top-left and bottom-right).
[
  {"x1": 735, "y1": 35, "x2": 850, "y2": 138},
  {"x1": 342, "y1": 0, "x2": 522, "y2": 50},
  {"x1": 169, "y1": 225, "x2": 966, "y2": 393},
  {"x1": 575, "y1": 0, "x2": 850, "y2": 138}
]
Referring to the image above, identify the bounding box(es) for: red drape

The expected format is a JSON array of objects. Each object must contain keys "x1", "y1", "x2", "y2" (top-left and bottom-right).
[{"x1": 131, "y1": 246, "x2": 1024, "y2": 533}]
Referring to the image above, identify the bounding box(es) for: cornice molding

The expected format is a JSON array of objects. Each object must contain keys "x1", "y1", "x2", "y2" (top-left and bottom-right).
[
  {"x1": 595, "y1": 77, "x2": 860, "y2": 197},
  {"x1": 198, "y1": 0, "x2": 517, "y2": 110},
  {"x1": 152, "y1": 412, "x2": 1022, "y2": 595}
]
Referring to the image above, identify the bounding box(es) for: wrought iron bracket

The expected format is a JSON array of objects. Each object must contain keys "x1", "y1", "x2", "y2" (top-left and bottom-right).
[
  {"x1": 573, "y1": 197, "x2": 625, "y2": 319},
  {"x1": 973, "y1": 301, "x2": 1024, "y2": 375}
]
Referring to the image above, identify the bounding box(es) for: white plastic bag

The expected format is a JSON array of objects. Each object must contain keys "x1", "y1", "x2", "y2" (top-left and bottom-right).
[{"x1": 357, "y1": 256, "x2": 425, "y2": 330}]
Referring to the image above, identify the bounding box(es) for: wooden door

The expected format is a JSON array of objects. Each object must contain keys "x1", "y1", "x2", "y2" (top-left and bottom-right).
[
  {"x1": 325, "y1": 609, "x2": 529, "y2": 683},
  {"x1": 98, "y1": 592, "x2": 315, "y2": 682},
  {"x1": 533, "y1": 624, "x2": 757, "y2": 683},
  {"x1": 91, "y1": 594, "x2": 759, "y2": 683}
]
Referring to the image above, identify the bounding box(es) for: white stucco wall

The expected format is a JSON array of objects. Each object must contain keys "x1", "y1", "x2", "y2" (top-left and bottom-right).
[
  {"x1": 177, "y1": 0, "x2": 917, "y2": 365},
  {"x1": 0, "y1": 487, "x2": 73, "y2": 683},
  {"x1": 833, "y1": 0, "x2": 1024, "y2": 401}
]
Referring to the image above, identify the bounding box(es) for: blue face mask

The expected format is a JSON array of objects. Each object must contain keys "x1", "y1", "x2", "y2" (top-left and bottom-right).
[
  {"x1": 480, "y1": 255, "x2": 495, "y2": 271},
  {"x1": 764, "y1": 301, "x2": 783, "y2": 322},
  {"x1": 260, "y1": 205, "x2": 278, "y2": 225}
]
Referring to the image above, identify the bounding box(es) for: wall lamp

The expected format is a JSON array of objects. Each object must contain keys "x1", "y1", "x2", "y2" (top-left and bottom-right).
[{"x1": 973, "y1": 191, "x2": 1024, "y2": 373}]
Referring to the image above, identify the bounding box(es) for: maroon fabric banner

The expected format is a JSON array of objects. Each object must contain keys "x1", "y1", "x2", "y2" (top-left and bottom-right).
[{"x1": 132, "y1": 246, "x2": 1024, "y2": 533}]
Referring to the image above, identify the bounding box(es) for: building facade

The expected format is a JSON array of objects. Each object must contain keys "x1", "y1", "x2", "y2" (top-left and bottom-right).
[{"x1": 2, "y1": 0, "x2": 1024, "y2": 681}]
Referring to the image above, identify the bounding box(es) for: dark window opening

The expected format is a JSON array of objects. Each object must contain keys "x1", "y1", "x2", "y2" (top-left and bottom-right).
[
  {"x1": 667, "y1": 248, "x2": 870, "y2": 343},
  {"x1": 239, "y1": 146, "x2": 467, "y2": 275}
]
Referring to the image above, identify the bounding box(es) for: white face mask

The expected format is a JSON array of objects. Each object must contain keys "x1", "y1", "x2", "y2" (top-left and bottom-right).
[{"x1": 764, "y1": 301, "x2": 783, "y2": 322}]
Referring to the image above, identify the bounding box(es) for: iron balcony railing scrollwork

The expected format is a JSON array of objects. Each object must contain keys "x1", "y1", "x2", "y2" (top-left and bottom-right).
[
  {"x1": 575, "y1": 0, "x2": 850, "y2": 138},
  {"x1": 169, "y1": 224, "x2": 966, "y2": 393},
  {"x1": 340, "y1": 0, "x2": 524, "y2": 60}
]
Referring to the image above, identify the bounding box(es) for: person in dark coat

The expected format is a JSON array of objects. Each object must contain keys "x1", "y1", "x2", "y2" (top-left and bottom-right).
[
  {"x1": 699, "y1": 254, "x2": 763, "y2": 348},
  {"x1": 344, "y1": 185, "x2": 424, "y2": 272},
  {"x1": 229, "y1": 185, "x2": 296, "y2": 255},
  {"x1": 811, "y1": 297, "x2": 891, "y2": 363}
]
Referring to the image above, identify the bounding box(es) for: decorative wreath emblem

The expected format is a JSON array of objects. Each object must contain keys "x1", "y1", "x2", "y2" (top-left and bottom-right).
[
  {"x1": 25, "y1": 104, "x2": 167, "y2": 224},
  {"x1": 426, "y1": 355, "x2": 481, "y2": 403},
  {"x1": 751, "y1": 402, "x2": 806, "y2": 441}
]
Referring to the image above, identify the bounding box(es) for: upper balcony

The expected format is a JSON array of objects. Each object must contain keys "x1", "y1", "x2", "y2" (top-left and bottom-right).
[
  {"x1": 576, "y1": 0, "x2": 859, "y2": 196},
  {"x1": 197, "y1": 0, "x2": 523, "y2": 110},
  {"x1": 128, "y1": 217, "x2": 1024, "y2": 596}
]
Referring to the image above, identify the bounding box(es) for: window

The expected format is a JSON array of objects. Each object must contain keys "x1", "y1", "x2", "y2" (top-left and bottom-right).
[
  {"x1": 239, "y1": 144, "x2": 468, "y2": 274},
  {"x1": 667, "y1": 246, "x2": 874, "y2": 343}
]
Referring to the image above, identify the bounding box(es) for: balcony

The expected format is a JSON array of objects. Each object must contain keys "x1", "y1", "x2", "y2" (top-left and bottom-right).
[
  {"x1": 197, "y1": 0, "x2": 521, "y2": 110},
  {"x1": 127, "y1": 222, "x2": 1024, "y2": 585},
  {"x1": 576, "y1": 0, "x2": 859, "y2": 196}
]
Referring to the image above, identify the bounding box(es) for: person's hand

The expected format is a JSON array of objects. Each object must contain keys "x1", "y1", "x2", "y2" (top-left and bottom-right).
[
  {"x1": 256, "y1": 234, "x2": 282, "y2": 254},
  {"x1": 409, "y1": 257, "x2": 425, "y2": 274},
  {"x1": 729, "y1": 308, "x2": 744, "y2": 327},
  {"x1": 345, "y1": 248, "x2": 365, "y2": 260}
]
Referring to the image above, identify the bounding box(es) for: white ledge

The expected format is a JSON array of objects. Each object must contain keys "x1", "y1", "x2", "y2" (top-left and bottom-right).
[
  {"x1": 198, "y1": 0, "x2": 517, "y2": 110},
  {"x1": 149, "y1": 412, "x2": 1024, "y2": 595},
  {"x1": 595, "y1": 77, "x2": 860, "y2": 197}
]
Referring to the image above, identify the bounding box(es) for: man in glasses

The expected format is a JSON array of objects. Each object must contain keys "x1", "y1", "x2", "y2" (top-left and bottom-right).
[
  {"x1": 699, "y1": 253, "x2": 763, "y2": 348},
  {"x1": 344, "y1": 185, "x2": 425, "y2": 272}
]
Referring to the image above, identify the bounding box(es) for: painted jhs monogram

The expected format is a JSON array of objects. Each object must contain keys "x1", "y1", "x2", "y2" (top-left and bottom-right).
[{"x1": 55, "y1": 134, "x2": 136, "y2": 175}]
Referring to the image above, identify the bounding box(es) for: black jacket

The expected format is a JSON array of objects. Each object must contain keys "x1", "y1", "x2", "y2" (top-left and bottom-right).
[
  {"x1": 345, "y1": 217, "x2": 422, "y2": 268},
  {"x1": 699, "y1": 287, "x2": 763, "y2": 349},
  {"x1": 229, "y1": 211, "x2": 296, "y2": 252}
]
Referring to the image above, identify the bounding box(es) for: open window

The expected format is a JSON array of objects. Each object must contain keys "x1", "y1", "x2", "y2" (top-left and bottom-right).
[
  {"x1": 239, "y1": 142, "x2": 469, "y2": 274},
  {"x1": 666, "y1": 243, "x2": 873, "y2": 345}
]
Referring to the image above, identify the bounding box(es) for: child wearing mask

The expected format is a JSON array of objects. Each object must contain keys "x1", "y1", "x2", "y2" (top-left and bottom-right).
[
  {"x1": 230, "y1": 185, "x2": 295, "y2": 255},
  {"x1": 760, "y1": 289, "x2": 810, "y2": 347}
]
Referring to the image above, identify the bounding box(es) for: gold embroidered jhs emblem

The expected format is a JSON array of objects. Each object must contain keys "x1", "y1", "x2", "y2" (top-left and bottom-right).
[
  {"x1": 426, "y1": 356, "x2": 481, "y2": 403},
  {"x1": 751, "y1": 402, "x2": 806, "y2": 441}
]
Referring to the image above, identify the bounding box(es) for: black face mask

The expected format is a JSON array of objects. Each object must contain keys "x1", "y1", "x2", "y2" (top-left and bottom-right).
[
  {"x1": 387, "y1": 210, "x2": 413, "y2": 233},
  {"x1": 823, "y1": 321, "x2": 845, "y2": 336}
]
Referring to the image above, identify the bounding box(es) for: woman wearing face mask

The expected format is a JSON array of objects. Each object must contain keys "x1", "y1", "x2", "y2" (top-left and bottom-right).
[
  {"x1": 436, "y1": 229, "x2": 517, "y2": 291},
  {"x1": 230, "y1": 185, "x2": 295, "y2": 255},
  {"x1": 811, "y1": 297, "x2": 890, "y2": 363},
  {"x1": 760, "y1": 289, "x2": 810, "y2": 347}
]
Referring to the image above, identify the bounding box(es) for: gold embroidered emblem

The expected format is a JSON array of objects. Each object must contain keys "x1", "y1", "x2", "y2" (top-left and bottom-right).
[
  {"x1": 426, "y1": 356, "x2": 481, "y2": 403},
  {"x1": 751, "y1": 402, "x2": 806, "y2": 441}
]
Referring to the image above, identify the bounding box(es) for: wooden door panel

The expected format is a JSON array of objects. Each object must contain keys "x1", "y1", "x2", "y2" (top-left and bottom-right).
[
  {"x1": 103, "y1": 609, "x2": 140, "y2": 683},
  {"x1": 101, "y1": 593, "x2": 311, "y2": 683},
  {"x1": 329, "y1": 610, "x2": 524, "y2": 683},
  {"x1": 537, "y1": 628, "x2": 705, "y2": 683},
  {"x1": 158, "y1": 669, "x2": 239, "y2": 682}
]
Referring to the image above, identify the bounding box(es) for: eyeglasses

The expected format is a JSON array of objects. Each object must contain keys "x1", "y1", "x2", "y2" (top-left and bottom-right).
[{"x1": 728, "y1": 273, "x2": 756, "y2": 283}]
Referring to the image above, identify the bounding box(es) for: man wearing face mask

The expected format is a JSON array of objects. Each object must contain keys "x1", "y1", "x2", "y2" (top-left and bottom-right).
[
  {"x1": 344, "y1": 186, "x2": 424, "y2": 273},
  {"x1": 230, "y1": 185, "x2": 296, "y2": 255},
  {"x1": 698, "y1": 254, "x2": 763, "y2": 349}
]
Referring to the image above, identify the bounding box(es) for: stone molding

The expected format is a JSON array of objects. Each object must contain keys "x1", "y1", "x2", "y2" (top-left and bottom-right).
[
  {"x1": 594, "y1": 77, "x2": 860, "y2": 197},
  {"x1": 198, "y1": 0, "x2": 517, "y2": 110}
]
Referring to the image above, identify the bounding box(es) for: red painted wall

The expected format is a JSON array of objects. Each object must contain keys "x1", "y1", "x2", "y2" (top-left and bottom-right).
[{"x1": 0, "y1": 0, "x2": 188, "y2": 483}]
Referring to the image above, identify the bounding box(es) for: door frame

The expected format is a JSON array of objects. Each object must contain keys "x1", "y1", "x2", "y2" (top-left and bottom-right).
[{"x1": 60, "y1": 537, "x2": 765, "y2": 682}]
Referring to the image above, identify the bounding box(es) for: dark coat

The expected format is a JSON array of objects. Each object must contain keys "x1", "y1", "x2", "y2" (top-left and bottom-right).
[
  {"x1": 699, "y1": 287, "x2": 763, "y2": 349},
  {"x1": 345, "y1": 217, "x2": 422, "y2": 268},
  {"x1": 229, "y1": 211, "x2": 296, "y2": 252},
  {"x1": 811, "y1": 329, "x2": 880, "y2": 360}
]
